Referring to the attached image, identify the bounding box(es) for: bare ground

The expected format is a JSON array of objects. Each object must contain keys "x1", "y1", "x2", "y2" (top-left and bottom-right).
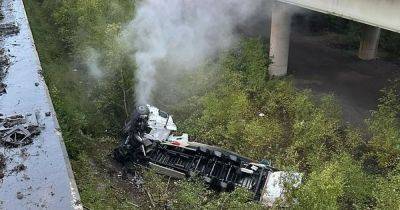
[
  {"x1": 240, "y1": 14, "x2": 400, "y2": 127},
  {"x1": 289, "y1": 32, "x2": 400, "y2": 127}
]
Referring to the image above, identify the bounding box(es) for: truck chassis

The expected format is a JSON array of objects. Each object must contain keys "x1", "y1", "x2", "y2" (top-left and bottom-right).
[{"x1": 114, "y1": 105, "x2": 299, "y2": 205}]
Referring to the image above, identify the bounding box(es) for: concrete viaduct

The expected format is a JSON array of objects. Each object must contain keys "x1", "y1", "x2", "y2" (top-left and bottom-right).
[{"x1": 269, "y1": 0, "x2": 400, "y2": 76}]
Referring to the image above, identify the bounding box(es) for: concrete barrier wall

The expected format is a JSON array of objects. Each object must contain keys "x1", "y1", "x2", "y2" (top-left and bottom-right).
[
  {"x1": 0, "y1": 0, "x2": 82, "y2": 209},
  {"x1": 278, "y1": 0, "x2": 400, "y2": 33}
]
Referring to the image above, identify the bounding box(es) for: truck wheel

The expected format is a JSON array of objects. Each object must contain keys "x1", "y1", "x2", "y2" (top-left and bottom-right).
[
  {"x1": 204, "y1": 176, "x2": 212, "y2": 183},
  {"x1": 197, "y1": 146, "x2": 208, "y2": 154},
  {"x1": 219, "y1": 181, "x2": 227, "y2": 189},
  {"x1": 187, "y1": 171, "x2": 196, "y2": 178},
  {"x1": 229, "y1": 154, "x2": 237, "y2": 162},
  {"x1": 213, "y1": 150, "x2": 222, "y2": 158}
]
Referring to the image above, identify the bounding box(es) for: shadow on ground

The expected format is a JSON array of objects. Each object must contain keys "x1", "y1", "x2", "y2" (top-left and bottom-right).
[{"x1": 289, "y1": 33, "x2": 400, "y2": 127}]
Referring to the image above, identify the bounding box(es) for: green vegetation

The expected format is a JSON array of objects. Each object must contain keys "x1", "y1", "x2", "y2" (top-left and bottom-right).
[
  {"x1": 170, "y1": 39, "x2": 399, "y2": 209},
  {"x1": 144, "y1": 170, "x2": 263, "y2": 209},
  {"x1": 367, "y1": 79, "x2": 400, "y2": 172},
  {"x1": 142, "y1": 169, "x2": 264, "y2": 209},
  {"x1": 24, "y1": 0, "x2": 400, "y2": 209}
]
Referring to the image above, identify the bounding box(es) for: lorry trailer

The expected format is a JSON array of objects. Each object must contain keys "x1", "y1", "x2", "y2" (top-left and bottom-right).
[{"x1": 114, "y1": 105, "x2": 301, "y2": 206}]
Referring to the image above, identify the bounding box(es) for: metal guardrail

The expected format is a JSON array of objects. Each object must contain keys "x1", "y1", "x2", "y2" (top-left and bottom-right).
[{"x1": 0, "y1": 0, "x2": 82, "y2": 209}]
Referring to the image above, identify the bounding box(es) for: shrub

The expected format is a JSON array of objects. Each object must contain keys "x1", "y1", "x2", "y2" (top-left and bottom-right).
[
  {"x1": 367, "y1": 79, "x2": 400, "y2": 172},
  {"x1": 294, "y1": 154, "x2": 373, "y2": 209}
]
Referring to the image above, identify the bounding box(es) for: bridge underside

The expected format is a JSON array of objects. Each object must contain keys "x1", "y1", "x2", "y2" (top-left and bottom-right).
[
  {"x1": 269, "y1": 0, "x2": 400, "y2": 76},
  {"x1": 278, "y1": 0, "x2": 400, "y2": 33}
]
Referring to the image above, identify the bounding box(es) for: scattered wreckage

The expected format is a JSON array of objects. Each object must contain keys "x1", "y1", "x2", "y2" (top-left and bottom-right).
[
  {"x1": 0, "y1": 113, "x2": 41, "y2": 180},
  {"x1": 0, "y1": 49, "x2": 9, "y2": 95},
  {"x1": 0, "y1": 22, "x2": 20, "y2": 36},
  {"x1": 0, "y1": 21, "x2": 19, "y2": 96},
  {"x1": 114, "y1": 105, "x2": 301, "y2": 206},
  {"x1": 0, "y1": 114, "x2": 41, "y2": 148}
]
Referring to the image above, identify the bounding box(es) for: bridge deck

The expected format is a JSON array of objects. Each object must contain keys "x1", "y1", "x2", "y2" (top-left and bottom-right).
[{"x1": 0, "y1": 0, "x2": 81, "y2": 209}]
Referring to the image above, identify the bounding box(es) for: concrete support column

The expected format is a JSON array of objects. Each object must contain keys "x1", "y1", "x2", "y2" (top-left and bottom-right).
[
  {"x1": 358, "y1": 25, "x2": 381, "y2": 60},
  {"x1": 269, "y1": 1, "x2": 292, "y2": 77}
]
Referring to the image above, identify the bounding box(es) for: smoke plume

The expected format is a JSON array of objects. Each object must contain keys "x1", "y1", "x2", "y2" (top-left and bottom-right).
[
  {"x1": 121, "y1": 0, "x2": 266, "y2": 105},
  {"x1": 85, "y1": 48, "x2": 104, "y2": 79}
]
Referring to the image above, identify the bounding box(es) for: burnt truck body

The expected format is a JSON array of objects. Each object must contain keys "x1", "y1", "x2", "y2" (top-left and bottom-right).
[{"x1": 114, "y1": 105, "x2": 301, "y2": 206}]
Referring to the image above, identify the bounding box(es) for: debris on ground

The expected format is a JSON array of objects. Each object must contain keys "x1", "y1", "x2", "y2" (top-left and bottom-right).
[
  {"x1": 0, "y1": 48, "x2": 10, "y2": 82},
  {"x1": 19, "y1": 148, "x2": 29, "y2": 160},
  {"x1": 0, "y1": 0, "x2": 3, "y2": 21},
  {"x1": 0, "y1": 22, "x2": 20, "y2": 36},
  {"x1": 0, "y1": 82, "x2": 6, "y2": 95},
  {"x1": 0, "y1": 153, "x2": 5, "y2": 179},
  {"x1": 0, "y1": 48, "x2": 10, "y2": 95},
  {"x1": 16, "y1": 192, "x2": 23, "y2": 200},
  {"x1": 0, "y1": 114, "x2": 41, "y2": 148},
  {"x1": 2, "y1": 114, "x2": 25, "y2": 127},
  {"x1": 10, "y1": 164, "x2": 26, "y2": 174}
]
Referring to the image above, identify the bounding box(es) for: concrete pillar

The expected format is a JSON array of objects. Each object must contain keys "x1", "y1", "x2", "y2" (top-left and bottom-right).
[
  {"x1": 358, "y1": 25, "x2": 381, "y2": 60},
  {"x1": 269, "y1": 1, "x2": 292, "y2": 77}
]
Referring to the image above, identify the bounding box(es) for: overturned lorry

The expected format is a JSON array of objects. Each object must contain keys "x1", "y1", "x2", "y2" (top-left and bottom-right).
[{"x1": 114, "y1": 105, "x2": 301, "y2": 206}]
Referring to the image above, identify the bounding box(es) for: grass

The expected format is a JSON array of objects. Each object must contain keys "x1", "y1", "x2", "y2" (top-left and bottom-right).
[{"x1": 71, "y1": 137, "x2": 141, "y2": 210}]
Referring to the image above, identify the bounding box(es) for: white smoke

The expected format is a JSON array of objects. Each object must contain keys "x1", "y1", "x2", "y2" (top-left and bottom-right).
[
  {"x1": 85, "y1": 48, "x2": 104, "y2": 79},
  {"x1": 121, "y1": 0, "x2": 266, "y2": 105}
]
